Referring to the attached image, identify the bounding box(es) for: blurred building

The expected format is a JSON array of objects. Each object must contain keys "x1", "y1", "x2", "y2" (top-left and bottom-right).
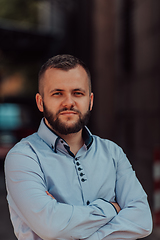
[
  {"x1": 114, "y1": 0, "x2": 160, "y2": 226},
  {"x1": 90, "y1": 1, "x2": 160, "y2": 235},
  {"x1": 0, "y1": 0, "x2": 160, "y2": 239}
]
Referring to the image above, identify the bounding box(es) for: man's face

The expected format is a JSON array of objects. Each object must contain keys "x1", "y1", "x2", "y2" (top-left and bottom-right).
[{"x1": 36, "y1": 65, "x2": 93, "y2": 135}]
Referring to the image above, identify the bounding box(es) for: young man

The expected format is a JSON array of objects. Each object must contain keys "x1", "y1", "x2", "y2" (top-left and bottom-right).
[{"x1": 5, "y1": 54, "x2": 152, "y2": 240}]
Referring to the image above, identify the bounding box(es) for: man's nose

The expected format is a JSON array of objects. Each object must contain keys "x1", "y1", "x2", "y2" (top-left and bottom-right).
[{"x1": 62, "y1": 94, "x2": 75, "y2": 108}]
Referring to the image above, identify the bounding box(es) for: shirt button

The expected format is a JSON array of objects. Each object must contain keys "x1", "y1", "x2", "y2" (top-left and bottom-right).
[
  {"x1": 81, "y1": 178, "x2": 86, "y2": 182},
  {"x1": 61, "y1": 140, "x2": 63, "y2": 143},
  {"x1": 87, "y1": 201, "x2": 90, "y2": 205},
  {"x1": 76, "y1": 162, "x2": 80, "y2": 166},
  {"x1": 78, "y1": 167, "x2": 82, "y2": 171},
  {"x1": 80, "y1": 173, "x2": 84, "y2": 177},
  {"x1": 75, "y1": 158, "x2": 78, "y2": 161}
]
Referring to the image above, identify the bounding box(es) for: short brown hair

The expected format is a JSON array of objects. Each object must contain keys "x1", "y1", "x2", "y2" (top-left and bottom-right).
[{"x1": 38, "y1": 54, "x2": 92, "y2": 95}]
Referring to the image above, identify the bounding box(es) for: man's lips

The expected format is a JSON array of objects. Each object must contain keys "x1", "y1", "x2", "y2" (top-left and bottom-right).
[{"x1": 59, "y1": 111, "x2": 78, "y2": 115}]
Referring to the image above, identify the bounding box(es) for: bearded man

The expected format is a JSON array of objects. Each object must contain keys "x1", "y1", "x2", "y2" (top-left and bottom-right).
[{"x1": 5, "y1": 54, "x2": 152, "y2": 240}]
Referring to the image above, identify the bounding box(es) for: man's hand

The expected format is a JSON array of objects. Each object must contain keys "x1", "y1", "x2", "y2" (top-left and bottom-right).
[{"x1": 111, "y1": 202, "x2": 121, "y2": 213}]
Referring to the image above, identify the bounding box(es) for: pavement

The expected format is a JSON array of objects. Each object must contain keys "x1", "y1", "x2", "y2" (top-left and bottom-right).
[{"x1": 0, "y1": 167, "x2": 160, "y2": 240}]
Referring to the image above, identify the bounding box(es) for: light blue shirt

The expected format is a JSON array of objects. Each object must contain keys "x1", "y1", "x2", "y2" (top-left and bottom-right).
[{"x1": 5, "y1": 118, "x2": 152, "y2": 240}]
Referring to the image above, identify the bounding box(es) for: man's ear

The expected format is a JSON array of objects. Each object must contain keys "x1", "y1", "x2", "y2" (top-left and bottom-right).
[
  {"x1": 90, "y1": 92, "x2": 94, "y2": 111},
  {"x1": 36, "y1": 93, "x2": 43, "y2": 112}
]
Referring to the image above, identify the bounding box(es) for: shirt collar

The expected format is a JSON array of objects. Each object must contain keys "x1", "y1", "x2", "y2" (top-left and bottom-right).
[{"x1": 37, "y1": 118, "x2": 93, "y2": 153}]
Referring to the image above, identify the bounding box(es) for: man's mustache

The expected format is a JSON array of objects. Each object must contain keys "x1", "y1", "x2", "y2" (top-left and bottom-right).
[{"x1": 56, "y1": 107, "x2": 81, "y2": 116}]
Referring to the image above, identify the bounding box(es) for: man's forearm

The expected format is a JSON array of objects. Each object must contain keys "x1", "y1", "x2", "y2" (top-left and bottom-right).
[{"x1": 46, "y1": 191, "x2": 121, "y2": 214}]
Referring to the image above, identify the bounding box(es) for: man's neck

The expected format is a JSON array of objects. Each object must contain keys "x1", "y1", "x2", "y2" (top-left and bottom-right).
[
  {"x1": 57, "y1": 130, "x2": 84, "y2": 156},
  {"x1": 44, "y1": 119, "x2": 84, "y2": 155}
]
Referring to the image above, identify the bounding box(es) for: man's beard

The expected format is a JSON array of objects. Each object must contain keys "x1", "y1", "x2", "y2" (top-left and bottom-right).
[{"x1": 43, "y1": 103, "x2": 91, "y2": 135}]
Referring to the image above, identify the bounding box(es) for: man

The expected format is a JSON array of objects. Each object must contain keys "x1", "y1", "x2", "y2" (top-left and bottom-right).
[{"x1": 5, "y1": 54, "x2": 152, "y2": 240}]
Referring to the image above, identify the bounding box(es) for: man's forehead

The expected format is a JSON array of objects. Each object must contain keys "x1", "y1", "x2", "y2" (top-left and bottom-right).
[
  {"x1": 39, "y1": 65, "x2": 91, "y2": 95},
  {"x1": 45, "y1": 65, "x2": 87, "y2": 77},
  {"x1": 44, "y1": 66, "x2": 89, "y2": 86}
]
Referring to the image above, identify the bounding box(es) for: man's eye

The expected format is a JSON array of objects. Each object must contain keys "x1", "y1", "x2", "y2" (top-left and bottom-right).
[
  {"x1": 53, "y1": 92, "x2": 62, "y2": 96},
  {"x1": 74, "y1": 92, "x2": 83, "y2": 96}
]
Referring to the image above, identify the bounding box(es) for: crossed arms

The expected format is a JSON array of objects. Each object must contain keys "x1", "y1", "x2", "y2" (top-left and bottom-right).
[
  {"x1": 5, "y1": 149, "x2": 152, "y2": 240},
  {"x1": 46, "y1": 190, "x2": 121, "y2": 214}
]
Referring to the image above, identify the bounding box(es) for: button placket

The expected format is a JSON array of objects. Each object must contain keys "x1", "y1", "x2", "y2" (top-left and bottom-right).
[
  {"x1": 75, "y1": 159, "x2": 87, "y2": 183},
  {"x1": 74, "y1": 155, "x2": 90, "y2": 205}
]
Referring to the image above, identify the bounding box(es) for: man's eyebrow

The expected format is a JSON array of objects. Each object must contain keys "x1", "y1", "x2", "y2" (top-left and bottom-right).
[
  {"x1": 49, "y1": 88, "x2": 86, "y2": 94},
  {"x1": 73, "y1": 88, "x2": 86, "y2": 93},
  {"x1": 49, "y1": 89, "x2": 64, "y2": 93}
]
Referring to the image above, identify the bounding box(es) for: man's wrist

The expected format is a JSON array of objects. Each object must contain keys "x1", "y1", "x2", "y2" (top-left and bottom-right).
[
  {"x1": 98, "y1": 198, "x2": 119, "y2": 214},
  {"x1": 110, "y1": 201, "x2": 121, "y2": 213},
  {"x1": 89, "y1": 198, "x2": 118, "y2": 220}
]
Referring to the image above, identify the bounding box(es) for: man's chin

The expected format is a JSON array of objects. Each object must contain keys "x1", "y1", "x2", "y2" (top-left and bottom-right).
[
  {"x1": 59, "y1": 121, "x2": 80, "y2": 130},
  {"x1": 58, "y1": 115, "x2": 79, "y2": 125},
  {"x1": 58, "y1": 113, "x2": 79, "y2": 121},
  {"x1": 52, "y1": 119, "x2": 83, "y2": 135}
]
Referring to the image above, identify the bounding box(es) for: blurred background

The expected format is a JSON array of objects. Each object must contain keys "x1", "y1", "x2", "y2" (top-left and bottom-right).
[{"x1": 0, "y1": 0, "x2": 160, "y2": 239}]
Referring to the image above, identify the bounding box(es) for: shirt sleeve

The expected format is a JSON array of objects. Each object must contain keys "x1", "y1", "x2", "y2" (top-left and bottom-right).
[
  {"x1": 5, "y1": 149, "x2": 117, "y2": 240},
  {"x1": 84, "y1": 147, "x2": 153, "y2": 240}
]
